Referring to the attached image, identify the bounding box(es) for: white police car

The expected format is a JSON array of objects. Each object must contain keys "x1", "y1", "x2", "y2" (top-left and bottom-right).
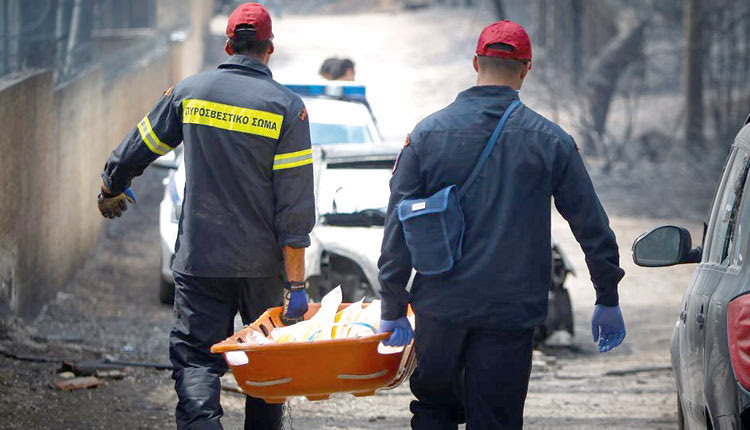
[
  {"x1": 286, "y1": 83, "x2": 381, "y2": 146},
  {"x1": 304, "y1": 144, "x2": 400, "y2": 302},
  {"x1": 157, "y1": 83, "x2": 382, "y2": 303}
]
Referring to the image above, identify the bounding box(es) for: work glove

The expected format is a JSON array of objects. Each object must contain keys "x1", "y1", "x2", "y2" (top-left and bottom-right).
[
  {"x1": 378, "y1": 317, "x2": 414, "y2": 347},
  {"x1": 97, "y1": 187, "x2": 136, "y2": 219},
  {"x1": 591, "y1": 304, "x2": 626, "y2": 353},
  {"x1": 281, "y1": 281, "x2": 308, "y2": 325}
]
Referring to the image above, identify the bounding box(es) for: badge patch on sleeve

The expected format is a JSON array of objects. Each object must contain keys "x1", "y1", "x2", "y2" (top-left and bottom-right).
[
  {"x1": 392, "y1": 134, "x2": 410, "y2": 173},
  {"x1": 298, "y1": 107, "x2": 308, "y2": 121},
  {"x1": 164, "y1": 85, "x2": 174, "y2": 96}
]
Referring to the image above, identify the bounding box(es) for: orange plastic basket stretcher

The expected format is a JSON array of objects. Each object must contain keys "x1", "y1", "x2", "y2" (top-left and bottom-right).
[{"x1": 210, "y1": 303, "x2": 416, "y2": 404}]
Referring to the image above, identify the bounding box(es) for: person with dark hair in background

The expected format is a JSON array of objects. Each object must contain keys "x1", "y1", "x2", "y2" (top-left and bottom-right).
[
  {"x1": 318, "y1": 57, "x2": 338, "y2": 80},
  {"x1": 377, "y1": 20, "x2": 626, "y2": 429},
  {"x1": 97, "y1": 3, "x2": 314, "y2": 429},
  {"x1": 319, "y1": 57, "x2": 356, "y2": 81}
]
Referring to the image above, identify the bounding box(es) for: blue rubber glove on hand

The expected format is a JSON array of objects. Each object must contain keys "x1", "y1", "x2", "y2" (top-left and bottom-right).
[
  {"x1": 378, "y1": 317, "x2": 414, "y2": 347},
  {"x1": 281, "y1": 283, "x2": 308, "y2": 325},
  {"x1": 591, "y1": 305, "x2": 626, "y2": 353}
]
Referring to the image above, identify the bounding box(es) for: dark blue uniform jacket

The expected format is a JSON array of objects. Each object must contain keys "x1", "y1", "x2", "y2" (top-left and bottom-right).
[
  {"x1": 103, "y1": 55, "x2": 315, "y2": 278},
  {"x1": 378, "y1": 86, "x2": 624, "y2": 330}
]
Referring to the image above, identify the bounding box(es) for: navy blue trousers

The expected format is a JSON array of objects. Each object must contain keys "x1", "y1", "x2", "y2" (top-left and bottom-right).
[
  {"x1": 409, "y1": 313, "x2": 534, "y2": 430},
  {"x1": 170, "y1": 273, "x2": 284, "y2": 430}
]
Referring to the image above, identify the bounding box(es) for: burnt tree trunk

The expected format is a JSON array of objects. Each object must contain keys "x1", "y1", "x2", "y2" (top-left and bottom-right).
[
  {"x1": 683, "y1": 0, "x2": 704, "y2": 152},
  {"x1": 570, "y1": 0, "x2": 584, "y2": 84},
  {"x1": 583, "y1": 19, "x2": 646, "y2": 161},
  {"x1": 534, "y1": 0, "x2": 548, "y2": 50},
  {"x1": 491, "y1": 0, "x2": 505, "y2": 19}
]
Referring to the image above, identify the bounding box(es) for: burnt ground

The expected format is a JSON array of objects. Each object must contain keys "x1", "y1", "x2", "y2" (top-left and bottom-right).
[
  {"x1": 0, "y1": 158, "x2": 706, "y2": 429},
  {"x1": 0, "y1": 166, "x2": 180, "y2": 430},
  {"x1": 0, "y1": 5, "x2": 727, "y2": 430}
]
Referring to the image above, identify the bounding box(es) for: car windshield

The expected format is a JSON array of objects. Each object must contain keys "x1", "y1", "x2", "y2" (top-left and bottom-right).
[
  {"x1": 317, "y1": 167, "x2": 391, "y2": 216},
  {"x1": 310, "y1": 123, "x2": 373, "y2": 145}
]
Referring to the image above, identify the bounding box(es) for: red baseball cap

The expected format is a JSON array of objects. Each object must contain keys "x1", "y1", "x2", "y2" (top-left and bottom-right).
[
  {"x1": 475, "y1": 20, "x2": 532, "y2": 62},
  {"x1": 225, "y1": 3, "x2": 273, "y2": 55}
]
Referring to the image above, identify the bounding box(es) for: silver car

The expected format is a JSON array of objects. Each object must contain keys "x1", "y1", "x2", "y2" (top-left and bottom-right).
[{"x1": 632, "y1": 114, "x2": 750, "y2": 429}]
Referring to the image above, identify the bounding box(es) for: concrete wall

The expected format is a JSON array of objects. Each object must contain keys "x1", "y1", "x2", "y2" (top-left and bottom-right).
[
  {"x1": 0, "y1": 71, "x2": 54, "y2": 320},
  {"x1": 0, "y1": 0, "x2": 211, "y2": 322}
]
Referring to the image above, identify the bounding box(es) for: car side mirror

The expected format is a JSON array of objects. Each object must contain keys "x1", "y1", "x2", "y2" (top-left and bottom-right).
[{"x1": 632, "y1": 225, "x2": 702, "y2": 267}]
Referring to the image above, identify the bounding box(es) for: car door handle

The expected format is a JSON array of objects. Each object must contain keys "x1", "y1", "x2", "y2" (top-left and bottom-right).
[{"x1": 696, "y1": 313, "x2": 705, "y2": 329}]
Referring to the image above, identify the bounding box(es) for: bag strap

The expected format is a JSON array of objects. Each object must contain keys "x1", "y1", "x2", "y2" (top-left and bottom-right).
[{"x1": 459, "y1": 100, "x2": 522, "y2": 195}]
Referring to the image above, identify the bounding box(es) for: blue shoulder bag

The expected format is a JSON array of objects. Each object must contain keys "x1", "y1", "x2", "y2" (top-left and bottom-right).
[{"x1": 397, "y1": 100, "x2": 521, "y2": 275}]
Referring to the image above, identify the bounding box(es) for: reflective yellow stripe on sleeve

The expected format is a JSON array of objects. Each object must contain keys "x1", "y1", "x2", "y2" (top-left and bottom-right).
[
  {"x1": 273, "y1": 148, "x2": 313, "y2": 171},
  {"x1": 137, "y1": 116, "x2": 172, "y2": 156},
  {"x1": 182, "y1": 99, "x2": 284, "y2": 139}
]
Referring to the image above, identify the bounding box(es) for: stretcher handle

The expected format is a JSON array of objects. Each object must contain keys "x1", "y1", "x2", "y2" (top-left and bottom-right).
[
  {"x1": 337, "y1": 369, "x2": 388, "y2": 380},
  {"x1": 245, "y1": 377, "x2": 292, "y2": 387}
]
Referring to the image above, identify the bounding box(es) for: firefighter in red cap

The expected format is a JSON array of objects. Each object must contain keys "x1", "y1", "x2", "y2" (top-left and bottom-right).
[
  {"x1": 97, "y1": 3, "x2": 314, "y2": 428},
  {"x1": 378, "y1": 20, "x2": 626, "y2": 429}
]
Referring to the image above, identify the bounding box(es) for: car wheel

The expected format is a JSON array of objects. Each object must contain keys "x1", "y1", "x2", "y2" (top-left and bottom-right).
[
  {"x1": 553, "y1": 285, "x2": 574, "y2": 335},
  {"x1": 306, "y1": 276, "x2": 331, "y2": 302},
  {"x1": 539, "y1": 285, "x2": 574, "y2": 347},
  {"x1": 159, "y1": 276, "x2": 175, "y2": 305},
  {"x1": 339, "y1": 273, "x2": 372, "y2": 302},
  {"x1": 319, "y1": 254, "x2": 375, "y2": 302},
  {"x1": 532, "y1": 326, "x2": 547, "y2": 348}
]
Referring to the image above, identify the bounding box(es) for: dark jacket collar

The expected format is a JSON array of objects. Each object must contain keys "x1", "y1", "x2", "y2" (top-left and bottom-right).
[
  {"x1": 456, "y1": 85, "x2": 519, "y2": 101},
  {"x1": 218, "y1": 55, "x2": 272, "y2": 77}
]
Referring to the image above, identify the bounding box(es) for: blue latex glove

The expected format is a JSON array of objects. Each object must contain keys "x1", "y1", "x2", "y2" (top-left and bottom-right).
[
  {"x1": 281, "y1": 283, "x2": 308, "y2": 325},
  {"x1": 591, "y1": 305, "x2": 626, "y2": 353},
  {"x1": 378, "y1": 317, "x2": 414, "y2": 347}
]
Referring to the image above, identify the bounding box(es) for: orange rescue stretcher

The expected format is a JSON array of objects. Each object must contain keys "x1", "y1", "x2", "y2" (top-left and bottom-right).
[{"x1": 210, "y1": 303, "x2": 416, "y2": 404}]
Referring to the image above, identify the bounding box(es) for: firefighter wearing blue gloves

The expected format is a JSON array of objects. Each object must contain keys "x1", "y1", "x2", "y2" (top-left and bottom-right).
[
  {"x1": 378, "y1": 20, "x2": 625, "y2": 429},
  {"x1": 379, "y1": 317, "x2": 413, "y2": 347},
  {"x1": 592, "y1": 304, "x2": 626, "y2": 353},
  {"x1": 97, "y1": 4, "x2": 314, "y2": 429}
]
